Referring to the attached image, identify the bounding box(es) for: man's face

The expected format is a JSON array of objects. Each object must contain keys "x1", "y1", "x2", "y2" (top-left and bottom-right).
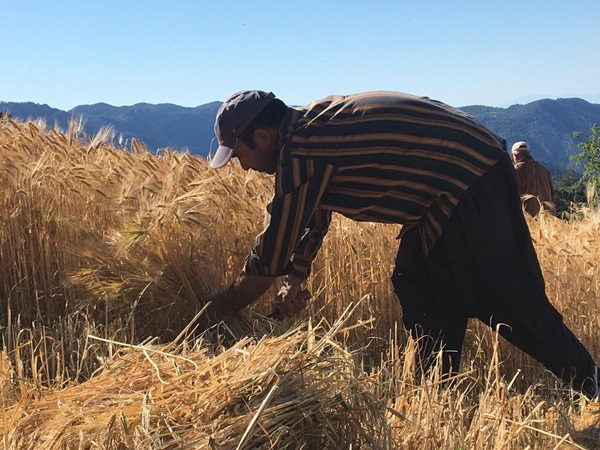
[
  {"x1": 233, "y1": 128, "x2": 280, "y2": 174},
  {"x1": 513, "y1": 151, "x2": 527, "y2": 162}
]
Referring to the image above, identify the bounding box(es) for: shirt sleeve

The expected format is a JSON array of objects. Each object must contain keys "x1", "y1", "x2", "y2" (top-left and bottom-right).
[{"x1": 243, "y1": 156, "x2": 335, "y2": 279}]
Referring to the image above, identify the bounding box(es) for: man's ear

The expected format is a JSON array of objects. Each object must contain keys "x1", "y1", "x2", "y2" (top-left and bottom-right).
[{"x1": 252, "y1": 128, "x2": 270, "y2": 148}]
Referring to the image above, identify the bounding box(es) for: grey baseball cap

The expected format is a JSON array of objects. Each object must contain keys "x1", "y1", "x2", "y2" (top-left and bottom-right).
[{"x1": 210, "y1": 90, "x2": 276, "y2": 168}]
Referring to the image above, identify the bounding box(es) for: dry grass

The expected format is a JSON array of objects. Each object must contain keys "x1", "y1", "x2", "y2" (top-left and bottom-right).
[{"x1": 1, "y1": 119, "x2": 599, "y2": 449}]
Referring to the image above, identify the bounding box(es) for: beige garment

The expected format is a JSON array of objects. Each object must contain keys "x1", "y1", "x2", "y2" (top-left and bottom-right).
[{"x1": 513, "y1": 155, "x2": 556, "y2": 217}]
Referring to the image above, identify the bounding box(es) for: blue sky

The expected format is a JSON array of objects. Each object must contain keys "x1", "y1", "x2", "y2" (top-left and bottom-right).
[{"x1": 3, "y1": 1, "x2": 599, "y2": 111}]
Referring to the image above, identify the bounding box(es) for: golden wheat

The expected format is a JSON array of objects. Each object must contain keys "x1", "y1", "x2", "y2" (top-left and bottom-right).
[{"x1": 1, "y1": 119, "x2": 599, "y2": 449}]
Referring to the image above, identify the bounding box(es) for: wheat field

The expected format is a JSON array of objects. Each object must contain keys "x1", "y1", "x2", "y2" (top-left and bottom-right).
[{"x1": 1, "y1": 119, "x2": 599, "y2": 449}]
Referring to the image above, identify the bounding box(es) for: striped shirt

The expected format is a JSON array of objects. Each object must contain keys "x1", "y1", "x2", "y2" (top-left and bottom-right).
[{"x1": 243, "y1": 91, "x2": 507, "y2": 279}]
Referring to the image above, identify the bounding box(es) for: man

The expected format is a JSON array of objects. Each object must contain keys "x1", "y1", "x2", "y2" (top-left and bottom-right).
[
  {"x1": 202, "y1": 90, "x2": 598, "y2": 398},
  {"x1": 511, "y1": 141, "x2": 556, "y2": 217}
]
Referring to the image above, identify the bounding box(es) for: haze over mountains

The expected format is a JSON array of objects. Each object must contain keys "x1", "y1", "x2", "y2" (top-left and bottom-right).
[{"x1": 2, "y1": 97, "x2": 600, "y2": 173}]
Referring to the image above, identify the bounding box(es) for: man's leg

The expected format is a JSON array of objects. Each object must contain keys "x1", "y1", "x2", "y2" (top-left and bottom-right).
[
  {"x1": 392, "y1": 227, "x2": 468, "y2": 376},
  {"x1": 446, "y1": 155, "x2": 599, "y2": 394}
]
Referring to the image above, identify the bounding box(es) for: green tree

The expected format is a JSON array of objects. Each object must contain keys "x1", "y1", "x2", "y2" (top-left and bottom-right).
[
  {"x1": 572, "y1": 124, "x2": 600, "y2": 186},
  {"x1": 553, "y1": 168, "x2": 588, "y2": 218}
]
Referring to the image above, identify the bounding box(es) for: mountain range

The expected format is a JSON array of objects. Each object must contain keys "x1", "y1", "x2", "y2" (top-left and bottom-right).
[{"x1": 2, "y1": 97, "x2": 600, "y2": 174}]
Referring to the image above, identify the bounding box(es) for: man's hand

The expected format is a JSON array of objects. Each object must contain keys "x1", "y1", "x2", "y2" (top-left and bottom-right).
[
  {"x1": 195, "y1": 273, "x2": 275, "y2": 332},
  {"x1": 271, "y1": 275, "x2": 311, "y2": 319},
  {"x1": 196, "y1": 288, "x2": 236, "y2": 331}
]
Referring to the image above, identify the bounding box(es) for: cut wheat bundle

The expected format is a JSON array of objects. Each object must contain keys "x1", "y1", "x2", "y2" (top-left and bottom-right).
[
  {"x1": 4, "y1": 307, "x2": 393, "y2": 450},
  {"x1": 5, "y1": 312, "x2": 598, "y2": 450}
]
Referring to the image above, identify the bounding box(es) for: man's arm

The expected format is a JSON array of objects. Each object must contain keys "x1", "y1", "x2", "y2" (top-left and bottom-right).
[
  {"x1": 244, "y1": 158, "x2": 336, "y2": 278},
  {"x1": 198, "y1": 272, "x2": 276, "y2": 330},
  {"x1": 202, "y1": 158, "x2": 335, "y2": 327}
]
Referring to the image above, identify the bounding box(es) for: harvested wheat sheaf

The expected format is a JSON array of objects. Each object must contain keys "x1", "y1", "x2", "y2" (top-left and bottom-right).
[
  {"x1": 1, "y1": 119, "x2": 600, "y2": 449},
  {"x1": 5, "y1": 313, "x2": 393, "y2": 449},
  {"x1": 5, "y1": 313, "x2": 600, "y2": 450}
]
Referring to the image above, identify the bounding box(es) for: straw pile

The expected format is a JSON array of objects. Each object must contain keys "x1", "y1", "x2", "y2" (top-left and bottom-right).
[
  {"x1": 4, "y1": 312, "x2": 393, "y2": 449},
  {"x1": 5, "y1": 314, "x2": 600, "y2": 449}
]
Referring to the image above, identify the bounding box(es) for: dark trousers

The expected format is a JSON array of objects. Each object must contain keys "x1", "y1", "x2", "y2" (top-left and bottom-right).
[{"x1": 391, "y1": 154, "x2": 597, "y2": 392}]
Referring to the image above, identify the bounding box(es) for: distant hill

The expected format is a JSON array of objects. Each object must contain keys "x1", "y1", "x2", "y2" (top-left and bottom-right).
[
  {"x1": 0, "y1": 101, "x2": 221, "y2": 156},
  {"x1": 2, "y1": 97, "x2": 600, "y2": 173},
  {"x1": 461, "y1": 98, "x2": 600, "y2": 173}
]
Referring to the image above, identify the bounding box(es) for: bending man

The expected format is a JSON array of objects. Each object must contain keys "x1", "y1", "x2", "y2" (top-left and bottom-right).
[{"x1": 202, "y1": 90, "x2": 598, "y2": 398}]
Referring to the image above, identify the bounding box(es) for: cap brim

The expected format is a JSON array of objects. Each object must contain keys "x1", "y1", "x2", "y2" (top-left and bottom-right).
[{"x1": 210, "y1": 145, "x2": 234, "y2": 169}]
